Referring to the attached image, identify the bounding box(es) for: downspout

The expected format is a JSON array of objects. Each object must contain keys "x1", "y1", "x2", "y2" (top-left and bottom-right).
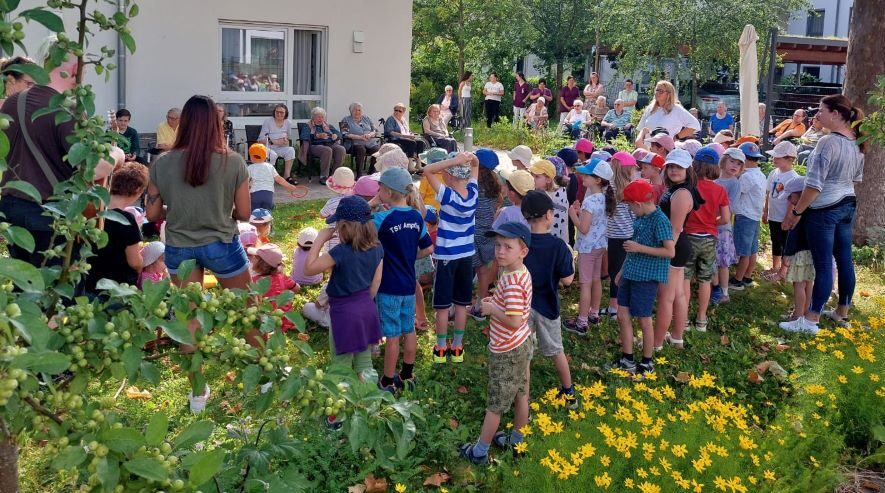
[
  {"x1": 832, "y1": 0, "x2": 841, "y2": 82},
  {"x1": 116, "y1": 0, "x2": 126, "y2": 109}
]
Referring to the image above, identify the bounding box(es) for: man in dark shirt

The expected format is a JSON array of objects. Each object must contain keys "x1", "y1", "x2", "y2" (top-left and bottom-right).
[
  {"x1": 0, "y1": 35, "x2": 122, "y2": 266},
  {"x1": 112, "y1": 108, "x2": 142, "y2": 163}
]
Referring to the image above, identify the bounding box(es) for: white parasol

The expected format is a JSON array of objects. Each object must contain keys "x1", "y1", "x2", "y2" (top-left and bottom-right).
[{"x1": 738, "y1": 24, "x2": 761, "y2": 137}]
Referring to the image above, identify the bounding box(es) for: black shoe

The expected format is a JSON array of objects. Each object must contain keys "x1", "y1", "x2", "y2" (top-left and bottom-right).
[
  {"x1": 728, "y1": 277, "x2": 745, "y2": 290},
  {"x1": 742, "y1": 277, "x2": 754, "y2": 286},
  {"x1": 319, "y1": 176, "x2": 327, "y2": 185},
  {"x1": 604, "y1": 356, "x2": 637, "y2": 374},
  {"x1": 285, "y1": 176, "x2": 299, "y2": 186}
]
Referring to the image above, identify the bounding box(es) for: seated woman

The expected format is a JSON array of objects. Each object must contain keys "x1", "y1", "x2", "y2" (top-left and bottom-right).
[
  {"x1": 341, "y1": 102, "x2": 381, "y2": 177},
  {"x1": 562, "y1": 99, "x2": 589, "y2": 139},
  {"x1": 436, "y1": 85, "x2": 459, "y2": 127},
  {"x1": 422, "y1": 104, "x2": 458, "y2": 153},
  {"x1": 587, "y1": 96, "x2": 609, "y2": 138},
  {"x1": 300, "y1": 106, "x2": 346, "y2": 185},
  {"x1": 260, "y1": 104, "x2": 298, "y2": 184},
  {"x1": 525, "y1": 97, "x2": 549, "y2": 131},
  {"x1": 797, "y1": 112, "x2": 829, "y2": 164},
  {"x1": 384, "y1": 102, "x2": 426, "y2": 172}
]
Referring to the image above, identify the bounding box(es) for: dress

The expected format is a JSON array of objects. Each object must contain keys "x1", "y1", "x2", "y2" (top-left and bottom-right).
[
  {"x1": 548, "y1": 187, "x2": 569, "y2": 244},
  {"x1": 327, "y1": 244, "x2": 384, "y2": 355}
]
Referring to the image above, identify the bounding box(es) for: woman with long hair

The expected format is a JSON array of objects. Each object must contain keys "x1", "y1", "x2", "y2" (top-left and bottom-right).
[
  {"x1": 634, "y1": 80, "x2": 700, "y2": 148},
  {"x1": 780, "y1": 95, "x2": 866, "y2": 334}
]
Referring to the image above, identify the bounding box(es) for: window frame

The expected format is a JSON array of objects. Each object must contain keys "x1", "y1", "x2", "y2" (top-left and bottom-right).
[{"x1": 805, "y1": 9, "x2": 825, "y2": 37}]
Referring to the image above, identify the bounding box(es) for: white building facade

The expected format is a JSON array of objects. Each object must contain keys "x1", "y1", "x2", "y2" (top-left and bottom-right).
[{"x1": 783, "y1": 0, "x2": 852, "y2": 83}]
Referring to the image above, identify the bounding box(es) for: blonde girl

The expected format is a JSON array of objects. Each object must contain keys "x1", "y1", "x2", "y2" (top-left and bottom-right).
[{"x1": 528, "y1": 158, "x2": 569, "y2": 244}]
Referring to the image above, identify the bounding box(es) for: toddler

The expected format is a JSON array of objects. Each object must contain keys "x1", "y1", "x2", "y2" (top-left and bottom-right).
[
  {"x1": 291, "y1": 227, "x2": 323, "y2": 286},
  {"x1": 247, "y1": 143, "x2": 301, "y2": 210},
  {"x1": 249, "y1": 243, "x2": 300, "y2": 332},
  {"x1": 139, "y1": 241, "x2": 168, "y2": 288}
]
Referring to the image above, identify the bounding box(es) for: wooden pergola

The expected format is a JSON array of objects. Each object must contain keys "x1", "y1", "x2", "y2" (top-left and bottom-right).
[{"x1": 776, "y1": 35, "x2": 848, "y2": 66}]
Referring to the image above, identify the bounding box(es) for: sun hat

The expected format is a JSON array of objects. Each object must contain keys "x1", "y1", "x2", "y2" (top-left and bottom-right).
[
  {"x1": 521, "y1": 190, "x2": 554, "y2": 220},
  {"x1": 372, "y1": 142, "x2": 401, "y2": 159},
  {"x1": 734, "y1": 135, "x2": 759, "y2": 147},
  {"x1": 664, "y1": 148, "x2": 693, "y2": 169},
  {"x1": 424, "y1": 205, "x2": 439, "y2": 224},
  {"x1": 590, "y1": 150, "x2": 612, "y2": 162},
  {"x1": 325, "y1": 195, "x2": 372, "y2": 224},
  {"x1": 238, "y1": 222, "x2": 258, "y2": 247},
  {"x1": 419, "y1": 147, "x2": 448, "y2": 165},
  {"x1": 528, "y1": 160, "x2": 557, "y2": 180},
  {"x1": 713, "y1": 131, "x2": 735, "y2": 145},
  {"x1": 446, "y1": 162, "x2": 472, "y2": 180},
  {"x1": 506, "y1": 170, "x2": 535, "y2": 196},
  {"x1": 141, "y1": 241, "x2": 165, "y2": 267},
  {"x1": 537, "y1": 97, "x2": 546, "y2": 104},
  {"x1": 475, "y1": 148, "x2": 500, "y2": 170},
  {"x1": 297, "y1": 227, "x2": 318, "y2": 247},
  {"x1": 694, "y1": 147, "x2": 720, "y2": 165},
  {"x1": 675, "y1": 139, "x2": 701, "y2": 158},
  {"x1": 783, "y1": 176, "x2": 806, "y2": 195},
  {"x1": 546, "y1": 156, "x2": 567, "y2": 177},
  {"x1": 575, "y1": 158, "x2": 614, "y2": 181},
  {"x1": 723, "y1": 147, "x2": 747, "y2": 163},
  {"x1": 484, "y1": 221, "x2": 532, "y2": 247},
  {"x1": 611, "y1": 151, "x2": 637, "y2": 167},
  {"x1": 353, "y1": 175, "x2": 380, "y2": 197},
  {"x1": 326, "y1": 167, "x2": 356, "y2": 194},
  {"x1": 507, "y1": 145, "x2": 533, "y2": 166},
  {"x1": 379, "y1": 167, "x2": 413, "y2": 195},
  {"x1": 556, "y1": 147, "x2": 578, "y2": 167},
  {"x1": 649, "y1": 133, "x2": 675, "y2": 151},
  {"x1": 738, "y1": 142, "x2": 764, "y2": 159},
  {"x1": 574, "y1": 138, "x2": 594, "y2": 154},
  {"x1": 247, "y1": 243, "x2": 284, "y2": 268},
  {"x1": 767, "y1": 141, "x2": 798, "y2": 158},
  {"x1": 249, "y1": 208, "x2": 273, "y2": 224},
  {"x1": 248, "y1": 143, "x2": 268, "y2": 162},
  {"x1": 622, "y1": 180, "x2": 656, "y2": 203},
  {"x1": 376, "y1": 147, "x2": 410, "y2": 172}
]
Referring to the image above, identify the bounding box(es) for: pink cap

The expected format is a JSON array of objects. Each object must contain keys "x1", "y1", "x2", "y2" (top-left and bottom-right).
[
  {"x1": 611, "y1": 151, "x2": 637, "y2": 167},
  {"x1": 631, "y1": 148, "x2": 650, "y2": 162},
  {"x1": 649, "y1": 133, "x2": 675, "y2": 151},
  {"x1": 707, "y1": 143, "x2": 726, "y2": 157},
  {"x1": 247, "y1": 243, "x2": 284, "y2": 268},
  {"x1": 353, "y1": 175, "x2": 380, "y2": 197},
  {"x1": 575, "y1": 138, "x2": 594, "y2": 154}
]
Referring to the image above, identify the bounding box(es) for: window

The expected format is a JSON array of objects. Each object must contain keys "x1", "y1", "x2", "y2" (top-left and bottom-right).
[
  {"x1": 806, "y1": 9, "x2": 825, "y2": 37},
  {"x1": 219, "y1": 23, "x2": 326, "y2": 121}
]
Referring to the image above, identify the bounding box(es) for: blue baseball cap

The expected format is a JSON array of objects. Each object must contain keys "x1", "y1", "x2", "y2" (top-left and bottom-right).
[
  {"x1": 379, "y1": 167, "x2": 413, "y2": 195},
  {"x1": 325, "y1": 196, "x2": 372, "y2": 224},
  {"x1": 556, "y1": 147, "x2": 578, "y2": 167},
  {"x1": 484, "y1": 221, "x2": 532, "y2": 247},
  {"x1": 475, "y1": 148, "x2": 499, "y2": 170},
  {"x1": 694, "y1": 147, "x2": 720, "y2": 165},
  {"x1": 424, "y1": 205, "x2": 438, "y2": 224},
  {"x1": 738, "y1": 142, "x2": 764, "y2": 159}
]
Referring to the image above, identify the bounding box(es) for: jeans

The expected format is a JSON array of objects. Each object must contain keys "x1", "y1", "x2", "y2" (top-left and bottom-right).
[
  {"x1": 0, "y1": 196, "x2": 61, "y2": 267},
  {"x1": 804, "y1": 197, "x2": 856, "y2": 314},
  {"x1": 165, "y1": 236, "x2": 249, "y2": 279}
]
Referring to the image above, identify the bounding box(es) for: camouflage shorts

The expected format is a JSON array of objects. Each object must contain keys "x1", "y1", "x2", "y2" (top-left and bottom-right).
[
  {"x1": 487, "y1": 338, "x2": 534, "y2": 415},
  {"x1": 684, "y1": 235, "x2": 717, "y2": 282}
]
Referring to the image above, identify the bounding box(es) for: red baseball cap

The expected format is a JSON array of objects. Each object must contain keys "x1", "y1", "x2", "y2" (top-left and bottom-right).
[
  {"x1": 639, "y1": 153, "x2": 666, "y2": 170},
  {"x1": 622, "y1": 180, "x2": 655, "y2": 203}
]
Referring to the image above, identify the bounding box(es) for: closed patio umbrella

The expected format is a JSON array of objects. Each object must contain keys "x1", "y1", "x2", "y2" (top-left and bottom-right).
[{"x1": 738, "y1": 24, "x2": 760, "y2": 137}]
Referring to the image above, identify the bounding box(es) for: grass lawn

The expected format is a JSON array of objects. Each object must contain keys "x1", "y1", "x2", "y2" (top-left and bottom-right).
[{"x1": 17, "y1": 200, "x2": 885, "y2": 492}]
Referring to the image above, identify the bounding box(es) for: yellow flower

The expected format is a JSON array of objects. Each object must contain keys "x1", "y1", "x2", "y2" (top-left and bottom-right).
[
  {"x1": 594, "y1": 472, "x2": 612, "y2": 489},
  {"x1": 600, "y1": 455, "x2": 611, "y2": 467},
  {"x1": 519, "y1": 425, "x2": 533, "y2": 436},
  {"x1": 514, "y1": 442, "x2": 528, "y2": 454},
  {"x1": 833, "y1": 349, "x2": 845, "y2": 360},
  {"x1": 810, "y1": 456, "x2": 820, "y2": 468},
  {"x1": 764, "y1": 470, "x2": 776, "y2": 480},
  {"x1": 870, "y1": 373, "x2": 880, "y2": 382},
  {"x1": 395, "y1": 484, "x2": 406, "y2": 493},
  {"x1": 851, "y1": 366, "x2": 864, "y2": 374},
  {"x1": 530, "y1": 402, "x2": 540, "y2": 411},
  {"x1": 637, "y1": 468, "x2": 648, "y2": 479},
  {"x1": 837, "y1": 375, "x2": 848, "y2": 384},
  {"x1": 638, "y1": 481, "x2": 661, "y2": 493},
  {"x1": 654, "y1": 356, "x2": 668, "y2": 365},
  {"x1": 714, "y1": 476, "x2": 728, "y2": 491},
  {"x1": 670, "y1": 444, "x2": 688, "y2": 458},
  {"x1": 625, "y1": 478, "x2": 635, "y2": 489},
  {"x1": 506, "y1": 422, "x2": 513, "y2": 429},
  {"x1": 441, "y1": 489, "x2": 449, "y2": 493}
]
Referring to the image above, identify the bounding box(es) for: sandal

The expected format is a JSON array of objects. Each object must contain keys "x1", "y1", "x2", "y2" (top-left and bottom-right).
[
  {"x1": 492, "y1": 431, "x2": 509, "y2": 449},
  {"x1": 458, "y1": 443, "x2": 489, "y2": 466},
  {"x1": 822, "y1": 310, "x2": 850, "y2": 327},
  {"x1": 762, "y1": 271, "x2": 783, "y2": 282},
  {"x1": 693, "y1": 319, "x2": 708, "y2": 333},
  {"x1": 664, "y1": 332, "x2": 684, "y2": 348}
]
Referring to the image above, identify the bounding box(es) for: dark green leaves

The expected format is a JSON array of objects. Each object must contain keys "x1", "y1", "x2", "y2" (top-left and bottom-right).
[
  {"x1": 174, "y1": 420, "x2": 213, "y2": 450},
  {"x1": 2, "y1": 62, "x2": 49, "y2": 85},
  {"x1": 20, "y1": 8, "x2": 64, "y2": 32},
  {"x1": 123, "y1": 457, "x2": 167, "y2": 482}
]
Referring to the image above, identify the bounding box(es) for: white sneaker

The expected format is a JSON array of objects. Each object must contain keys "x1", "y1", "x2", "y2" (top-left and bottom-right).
[
  {"x1": 779, "y1": 317, "x2": 820, "y2": 335},
  {"x1": 260, "y1": 382, "x2": 273, "y2": 394},
  {"x1": 188, "y1": 385, "x2": 210, "y2": 413}
]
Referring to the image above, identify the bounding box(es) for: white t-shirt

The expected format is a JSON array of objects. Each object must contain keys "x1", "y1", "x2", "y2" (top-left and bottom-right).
[
  {"x1": 565, "y1": 109, "x2": 588, "y2": 125},
  {"x1": 248, "y1": 162, "x2": 278, "y2": 193},
  {"x1": 484, "y1": 81, "x2": 504, "y2": 102},
  {"x1": 574, "y1": 192, "x2": 608, "y2": 253},
  {"x1": 637, "y1": 104, "x2": 700, "y2": 138},
  {"x1": 734, "y1": 167, "x2": 767, "y2": 221},
  {"x1": 765, "y1": 168, "x2": 800, "y2": 222},
  {"x1": 460, "y1": 83, "x2": 471, "y2": 98}
]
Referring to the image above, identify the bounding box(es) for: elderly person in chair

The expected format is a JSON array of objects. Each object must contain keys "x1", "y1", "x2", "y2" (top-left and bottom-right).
[
  {"x1": 341, "y1": 102, "x2": 380, "y2": 176},
  {"x1": 436, "y1": 85, "x2": 459, "y2": 127},
  {"x1": 261, "y1": 103, "x2": 299, "y2": 183},
  {"x1": 525, "y1": 97, "x2": 549, "y2": 131},
  {"x1": 562, "y1": 99, "x2": 589, "y2": 139},
  {"x1": 601, "y1": 99, "x2": 633, "y2": 141},
  {"x1": 300, "y1": 106, "x2": 345, "y2": 185},
  {"x1": 422, "y1": 104, "x2": 458, "y2": 153},
  {"x1": 384, "y1": 102, "x2": 426, "y2": 172},
  {"x1": 770, "y1": 108, "x2": 807, "y2": 145},
  {"x1": 156, "y1": 107, "x2": 180, "y2": 151}
]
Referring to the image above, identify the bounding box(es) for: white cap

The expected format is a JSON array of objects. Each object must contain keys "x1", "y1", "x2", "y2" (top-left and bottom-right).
[
  {"x1": 767, "y1": 141, "x2": 798, "y2": 158},
  {"x1": 664, "y1": 148, "x2": 693, "y2": 169},
  {"x1": 141, "y1": 241, "x2": 165, "y2": 267},
  {"x1": 298, "y1": 227, "x2": 318, "y2": 246},
  {"x1": 590, "y1": 160, "x2": 614, "y2": 181},
  {"x1": 507, "y1": 145, "x2": 533, "y2": 165}
]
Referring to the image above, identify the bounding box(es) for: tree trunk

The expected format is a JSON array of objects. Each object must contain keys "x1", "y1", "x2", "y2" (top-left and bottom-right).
[
  {"x1": 844, "y1": 0, "x2": 885, "y2": 243},
  {"x1": 553, "y1": 63, "x2": 563, "y2": 118},
  {"x1": 457, "y1": 44, "x2": 465, "y2": 82},
  {"x1": 0, "y1": 434, "x2": 18, "y2": 493}
]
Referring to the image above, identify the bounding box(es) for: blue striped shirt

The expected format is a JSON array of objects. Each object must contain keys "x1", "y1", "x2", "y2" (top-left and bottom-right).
[{"x1": 434, "y1": 179, "x2": 479, "y2": 260}]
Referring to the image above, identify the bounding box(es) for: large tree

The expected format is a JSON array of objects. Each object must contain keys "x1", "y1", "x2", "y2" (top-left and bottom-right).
[{"x1": 845, "y1": 0, "x2": 885, "y2": 243}]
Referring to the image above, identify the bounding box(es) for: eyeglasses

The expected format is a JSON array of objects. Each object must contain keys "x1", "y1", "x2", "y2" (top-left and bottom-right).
[
  {"x1": 394, "y1": 108, "x2": 405, "y2": 113},
  {"x1": 654, "y1": 89, "x2": 666, "y2": 94},
  {"x1": 274, "y1": 110, "x2": 286, "y2": 114}
]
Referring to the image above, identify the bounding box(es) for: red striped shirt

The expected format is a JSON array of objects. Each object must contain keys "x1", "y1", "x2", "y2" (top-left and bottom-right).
[{"x1": 488, "y1": 267, "x2": 533, "y2": 353}]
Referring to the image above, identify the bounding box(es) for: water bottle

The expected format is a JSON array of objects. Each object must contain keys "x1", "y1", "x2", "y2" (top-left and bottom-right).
[{"x1": 463, "y1": 127, "x2": 473, "y2": 152}]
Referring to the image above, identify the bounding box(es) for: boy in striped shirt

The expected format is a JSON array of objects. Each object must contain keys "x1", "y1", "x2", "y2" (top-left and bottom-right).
[
  {"x1": 459, "y1": 222, "x2": 533, "y2": 465},
  {"x1": 422, "y1": 151, "x2": 480, "y2": 363}
]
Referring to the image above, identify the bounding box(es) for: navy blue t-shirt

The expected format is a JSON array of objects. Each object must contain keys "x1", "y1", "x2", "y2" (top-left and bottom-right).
[
  {"x1": 523, "y1": 232, "x2": 575, "y2": 320},
  {"x1": 327, "y1": 244, "x2": 384, "y2": 297},
  {"x1": 374, "y1": 207, "x2": 433, "y2": 296}
]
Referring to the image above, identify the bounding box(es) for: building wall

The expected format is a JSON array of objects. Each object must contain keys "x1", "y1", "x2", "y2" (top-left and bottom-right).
[
  {"x1": 14, "y1": 0, "x2": 412, "y2": 141},
  {"x1": 784, "y1": 0, "x2": 852, "y2": 83}
]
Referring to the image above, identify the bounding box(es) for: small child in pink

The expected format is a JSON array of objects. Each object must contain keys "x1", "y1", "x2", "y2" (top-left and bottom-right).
[
  {"x1": 139, "y1": 241, "x2": 168, "y2": 288},
  {"x1": 291, "y1": 227, "x2": 324, "y2": 286}
]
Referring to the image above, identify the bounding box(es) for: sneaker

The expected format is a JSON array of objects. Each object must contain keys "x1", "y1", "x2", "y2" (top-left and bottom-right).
[
  {"x1": 602, "y1": 307, "x2": 618, "y2": 318},
  {"x1": 450, "y1": 346, "x2": 464, "y2": 363},
  {"x1": 779, "y1": 317, "x2": 820, "y2": 335},
  {"x1": 458, "y1": 443, "x2": 489, "y2": 466},
  {"x1": 728, "y1": 277, "x2": 745, "y2": 290},
  {"x1": 637, "y1": 360, "x2": 655, "y2": 376},
  {"x1": 432, "y1": 345, "x2": 449, "y2": 364},
  {"x1": 469, "y1": 306, "x2": 486, "y2": 322},
  {"x1": 396, "y1": 374, "x2": 417, "y2": 392},
  {"x1": 377, "y1": 377, "x2": 397, "y2": 394},
  {"x1": 710, "y1": 286, "x2": 722, "y2": 305},
  {"x1": 588, "y1": 315, "x2": 601, "y2": 325},
  {"x1": 563, "y1": 318, "x2": 588, "y2": 336},
  {"x1": 693, "y1": 319, "x2": 708, "y2": 333},
  {"x1": 742, "y1": 277, "x2": 754, "y2": 287},
  {"x1": 604, "y1": 357, "x2": 637, "y2": 374},
  {"x1": 188, "y1": 385, "x2": 210, "y2": 413},
  {"x1": 558, "y1": 388, "x2": 580, "y2": 410}
]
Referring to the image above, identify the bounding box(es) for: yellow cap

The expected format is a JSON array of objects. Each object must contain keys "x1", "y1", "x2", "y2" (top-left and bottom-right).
[
  {"x1": 529, "y1": 160, "x2": 557, "y2": 180},
  {"x1": 507, "y1": 169, "x2": 535, "y2": 197}
]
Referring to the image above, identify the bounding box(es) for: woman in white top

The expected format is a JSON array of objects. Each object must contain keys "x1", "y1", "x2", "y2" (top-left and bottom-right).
[
  {"x1": 563, "y1": 99, "x2": 588, "y2": 138},
  {"x1": 458, "y1": 71, "x2": 473, "y2": 128},
  {"x1": 437, "y1": 85, "x2": 456, "y2": 126},
  {"x1": 259, "y1": 104, "x2": 298, "y2": 183},
  {"x1": 634, "y1": 80, "x2": 700, "y2": 148},
  {"x1": 525, "y1": 97, "x2": 549, "y2": 130},
  {"x1": 582, "y1": 72, "x2": 605, "y2": 102}
]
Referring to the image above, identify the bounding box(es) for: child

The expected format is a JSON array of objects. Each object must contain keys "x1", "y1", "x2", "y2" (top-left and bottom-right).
[
  {"x1": 373, "y1": 167, "x2": 434, "y2": 392},
  {"x1": 291, "y1": 227, "x2": 323, "y2": 286},
  {"x1": 320, "y1": 167, "x2": 357, "y2": 251},
  {"x1": 762, "y1": 141, "x2": 800, "y2": 281},
  {"x1": 529, "y1": 159, "x2": 569, "y2": 244},
  {"x1": 139, "y1": 241, "x2": 168, "y2": 288},
  {"x1": 471, "y1": 149, "x2": 503, "y2": 321},
  {"x1": 249, "y1": 243, "x2": 300, "y2": 332},
  {"x1": 249, "y1": 208, "x2": 273, "y2": 246},
  {"x1": 459, "y1": 222, "x2": 534, "y2": 465},
  {"x1": 84, "y1": 162, "x2": 147, "y2": 296},
  {"x1": 247, "y1": 143, "x2": 302, "y2": 210},
  {"x1": 730, "y1": 142, "x2": 767, "y2": 290},
  {"x1": 637, "y1": 152, "x2": 666, "y2": 203},
  {"x1": 303, "y1": 196, "x2": 384, "y2": 390},
  {"x1": 493, "y1": 170, "x2": 533, "y2": 228},
  {"x1": 604, "y1": 151, "x2": 637, "y2": 318},
  {"x1": 354, "y1": 175, "x2": 381, "y2": 202},
  {"x1": 711, "y1": 148, "x2": 745, "y2": 305},
  {"x1": 682, "y1": 148, "x2": 730, "y2": 332},
  {"x1": 418, "y1": 147, "x2": 449, "y2": 209},
  {"x1": 507, "y1": 145, "x2": 533, "y2": 170},
  {"x1": 565, "y1": 158, "x2": 614, "y2": 334},
  {"x1": 422, "y1": 152, "x2": 479, "y2": 363},
  {"x1": 778, "y1": 177, "x2": 815, "y2": 326},
  {"x1": 574, "y1": 138, "x2": 594, "y2": 163},
  {"x1": 560, "y1": 146, "x2": 583, "y2": 247},
  {"x1": 521, "y1": 192, "x2": 577, "y2": 402},
  {"x1": 415, "y1": 206, "x2": 438, "y2": 331},
  {"x1": 609, "y1": 180, "x2": 675, "y2": 375}
]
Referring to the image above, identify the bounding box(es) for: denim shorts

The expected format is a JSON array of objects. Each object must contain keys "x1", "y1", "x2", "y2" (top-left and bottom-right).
[
  {"x1": 733, "y1": 215, "x2": 760, "y2": 257},
  {"x1": 377, "y1": 293, "x2": 416, "y2": 338},
  {"x1": 165, "y1": 236, "x2": 249, "y2": 279},
  {"x1": 616, "y1": 278, "x2": 658, "y2": 318}
]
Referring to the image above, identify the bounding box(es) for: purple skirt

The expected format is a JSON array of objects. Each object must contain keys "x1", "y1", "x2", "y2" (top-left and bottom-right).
[{"x1": 328, "y1": 289, "x2": 382, "y2": 355}]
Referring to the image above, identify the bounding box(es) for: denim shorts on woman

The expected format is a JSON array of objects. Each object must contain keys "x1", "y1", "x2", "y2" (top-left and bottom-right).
[{"x1": 165, "y1": 236, "x2": 249, "y2": 279}]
